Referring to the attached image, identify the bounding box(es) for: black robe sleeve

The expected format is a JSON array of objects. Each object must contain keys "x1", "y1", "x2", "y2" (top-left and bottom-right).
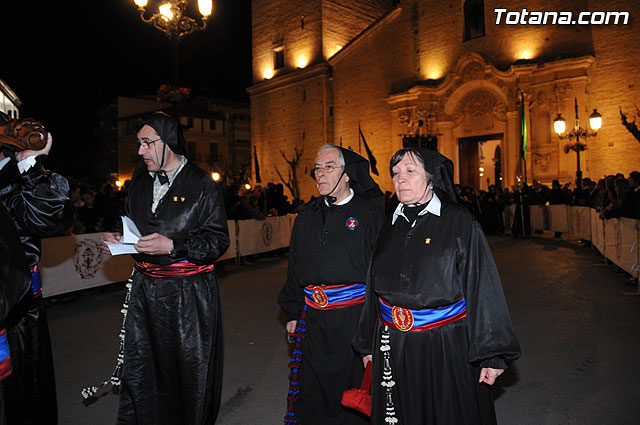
[
  {"x1": 0, "y1": 157, "x2": 70, "y2": 238},
  {"x1": 457, "y1": 219, "x2": 521, "y2": 369},
  {"x1": 277, "y1": 214, "x2": 306, "y2": 322},
  {"x1": 0, "y1": 202, "x2": 31, "y2": 321},
  {"x1": 351, "y1": 260, "x2": 378, "y2": 357}
]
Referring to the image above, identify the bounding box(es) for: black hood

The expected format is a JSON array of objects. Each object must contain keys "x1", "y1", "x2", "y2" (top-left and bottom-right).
[
  {"x1": 137, "y1": 111, "x2": 188, "y2": 157},
  {"x1": 338, "y1": 147, "x2": 384, "y2": 201},
  {"x1": 392, "y1": 147, "x2": 457, "y2": 203}
]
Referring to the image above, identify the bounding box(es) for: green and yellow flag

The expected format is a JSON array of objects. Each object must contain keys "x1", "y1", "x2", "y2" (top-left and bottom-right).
[{"x1": 520, "y1": 91, "x2": 528, "y2": 162}]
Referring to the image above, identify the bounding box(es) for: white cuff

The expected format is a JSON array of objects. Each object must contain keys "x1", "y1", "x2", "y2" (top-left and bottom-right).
[{"x1": 17, "y1": 155, "x2": 37, "y2": 174}]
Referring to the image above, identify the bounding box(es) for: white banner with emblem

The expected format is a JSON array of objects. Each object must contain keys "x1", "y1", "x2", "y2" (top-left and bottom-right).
[
  {"x1": 237, "y1": 215, "x2": 292, "y2": 256},
  {"x1": 39, "y1": 233, "x2": 135, "y2": 298},
  {"x1": 40, "y1": 220, "x2": 237, "y2": 297}
]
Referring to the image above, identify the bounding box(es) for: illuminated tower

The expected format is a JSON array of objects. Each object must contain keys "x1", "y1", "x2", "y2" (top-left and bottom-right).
[{"x1": 248, "y1": 0, "x2": 393, "y2": 198}]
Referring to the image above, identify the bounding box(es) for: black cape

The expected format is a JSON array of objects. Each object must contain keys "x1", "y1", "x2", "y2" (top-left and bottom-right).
[
  {"x1": 278, "y1": 195, "x2": 384, "y2": 425},
  {"x1": 0, "y1": 201, "x2": 30, "y2": 321},
  {"x1": 116, "y1": 160, "x2": 229, "y2": 425},
  {"x1": 0, "y1": 156, "x2": 68, "y2": 425},
  {"x1": 353, "y1": 197, "x2": 520, "y2": 425}
]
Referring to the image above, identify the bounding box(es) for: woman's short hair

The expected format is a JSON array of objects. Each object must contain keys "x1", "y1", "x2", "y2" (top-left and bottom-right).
[{"x1": 389, "y1": 147, "x2": 433, "y2": 181}]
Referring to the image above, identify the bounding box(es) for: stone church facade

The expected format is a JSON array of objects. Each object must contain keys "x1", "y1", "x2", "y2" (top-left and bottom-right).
[{"x1": 249, "y1": 0, "x2": 640, "y2": 200}]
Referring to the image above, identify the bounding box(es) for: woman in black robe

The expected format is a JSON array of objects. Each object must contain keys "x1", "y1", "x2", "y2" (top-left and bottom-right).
[{"x1": 353, "y1": 147, "x2": 520, "y2": 425}]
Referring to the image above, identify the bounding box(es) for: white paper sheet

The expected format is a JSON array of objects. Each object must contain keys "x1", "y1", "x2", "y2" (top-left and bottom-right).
[
  {"x1": 105, "y1": 241, "x2": 139, "y2": 255},
  {"x1": 121, "y1": 216, "x2": 141, "y2": 244}
]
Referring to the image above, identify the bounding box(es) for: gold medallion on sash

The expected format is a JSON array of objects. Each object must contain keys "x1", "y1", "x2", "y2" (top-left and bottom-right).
[
  {"x1": 391, "y1": 306, "x2": 414, "y2": 331},
  {"x1": 311, "y1": 286, "x2": 329, "y2": 308}
]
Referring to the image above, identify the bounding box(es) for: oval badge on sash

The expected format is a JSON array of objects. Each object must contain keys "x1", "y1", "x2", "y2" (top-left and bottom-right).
[
  {"x1": 391, "y1": 306, "x2": 414, "y2": 331},
  {"x1": 311, "y1": 286, "x2": 329, "y2": 308}
]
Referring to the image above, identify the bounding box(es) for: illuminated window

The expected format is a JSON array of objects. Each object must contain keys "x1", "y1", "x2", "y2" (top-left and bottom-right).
[
  {"x1": 464, "y1": 0, "x2": 485, "y2": 41},
  {"x1": 274, "y1": 46, "x2": 284, "y2": 70}
]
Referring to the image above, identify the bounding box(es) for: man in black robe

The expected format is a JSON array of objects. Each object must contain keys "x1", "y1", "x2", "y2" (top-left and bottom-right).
[
  {"x1": 278, "y1": 144, "x2": 384, "y2": 425},
  {"x1": 0, "y1": 202, "x2": 32, "y2": 425},
  {"x1": 353, "y1": 147, "x2": 520, "y2": 425},
  {"x1": 0, "y1": 121, "x2": 69, "y2": 425},
  {"x1": 101, "y1": 112, "x2": 229, "y2": 425}
]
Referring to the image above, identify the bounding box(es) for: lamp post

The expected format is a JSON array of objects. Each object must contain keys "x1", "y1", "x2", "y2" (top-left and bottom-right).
[
  {"x1": 553, "y1": 97, "x2": 602, "y2": 188},
  {"x1": 132, "y1": 0, "x2": 213, "y2": 85}
]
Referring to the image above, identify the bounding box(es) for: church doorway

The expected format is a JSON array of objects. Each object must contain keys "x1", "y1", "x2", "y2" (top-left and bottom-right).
[{"x1": 458, "y1": 133, "x2": 503, "y2": 190}]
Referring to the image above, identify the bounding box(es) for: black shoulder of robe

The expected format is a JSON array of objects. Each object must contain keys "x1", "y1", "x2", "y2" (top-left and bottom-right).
[
  {"x1": 126, "y1": 161, "x2": 230, "y2": 266},
  {"x1": 0, "y1": 157, "x2": 70, "y2": 265}
]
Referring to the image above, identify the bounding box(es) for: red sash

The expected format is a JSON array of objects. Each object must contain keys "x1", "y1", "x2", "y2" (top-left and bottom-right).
[{"x1": 134, "y1": 260, "x2": 214, "y2": 277}]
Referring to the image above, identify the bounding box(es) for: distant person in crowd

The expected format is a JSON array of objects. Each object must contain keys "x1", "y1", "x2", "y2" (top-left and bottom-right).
[
  {"x1": 482, "y1": 184, "x2": 505, "y2": 235},
  {"x1": 547, "y1": 179, "x2": 567, "y2": 238},
  {"x1": 629, "y1": 171, "x2": 640, "y2": 219},
  {"x1": 572, "y1": 177, "x2": 591, "y2": 207},
  {"x1": 353, "y1": 147, "x2": 520, "y2": 425},
  {"x1": 94, "y1": 182, "x2": 117, "y2": 231},
  {"x1": 278, "y1": 144, "x2": 384, "y2": 425},
  {"x1": 78, "y1": 187, "x2": 100, "y2": 233},
  {"x1": 99, "y1": 111, "x2": 229, "y2": 425},
  {"x1": 512, "y1": 182, "x2": 531, "y2": 237},
  {"x1": 594, "y1": 179, "x2": 608, "y2": 211},
  {"x1": 601, "y1": 177, "x2": 635, "y2": 219},
  {"x1": 0, "y1": 113, "x2": 69, "y2": 425}
]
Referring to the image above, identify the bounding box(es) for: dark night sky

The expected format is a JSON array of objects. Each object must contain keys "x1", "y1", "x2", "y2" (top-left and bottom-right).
[{"x1": 3, "y1": 0, "x2": 252, "y2": 177}]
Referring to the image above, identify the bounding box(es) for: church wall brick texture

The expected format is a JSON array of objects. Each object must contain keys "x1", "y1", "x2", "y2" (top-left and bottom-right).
[{"x1": 251, "y1": 0, "x2": 640, "y2": 200}]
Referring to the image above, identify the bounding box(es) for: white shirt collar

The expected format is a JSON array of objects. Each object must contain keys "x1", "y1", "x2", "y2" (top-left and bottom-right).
[
  {"x1": 325, "y1": 188, "x2": 355, "y2": 206},
  {"x1": 0, "y1": 156, "x2": 10, "y2": 171},
  {"x1": 392, "y1": 192, "x2": 441, "y2": 226},
  {"x1": 0, "y1": 155, "x2": 36, "y2": 174}
]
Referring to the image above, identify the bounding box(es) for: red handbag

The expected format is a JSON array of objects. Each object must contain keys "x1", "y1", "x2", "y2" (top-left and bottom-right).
[{"x1": 341, "y1": 360, "x2": 372, "y2": 417}]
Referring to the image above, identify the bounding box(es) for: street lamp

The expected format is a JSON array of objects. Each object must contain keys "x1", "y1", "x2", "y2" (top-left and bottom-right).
[
  {"x1": 553, "y1": 97, "x2": 602, "y2": 188},
  {"x1": 133, "y1": 0, "x2": 212, "y2": 40},
  {"x1": 132, "y1": 0, "x2": 213, "y2": 84}
]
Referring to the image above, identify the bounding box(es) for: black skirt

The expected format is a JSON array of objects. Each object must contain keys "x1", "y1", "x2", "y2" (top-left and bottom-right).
[
  {"x1": 116, "y1": 270, "x2": 223, "y2": 425},
  {"x1": 370, "y1": 319, "x2": 496, "y2": 425}
]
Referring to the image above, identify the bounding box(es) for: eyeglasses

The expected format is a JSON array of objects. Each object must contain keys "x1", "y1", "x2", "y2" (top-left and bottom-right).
[
  {"x1": 312, "y1": 164, "x2": 343, "y2": 176},
  {"x1": 133, "y1": 138, "x2": 161, "y2": 150}
]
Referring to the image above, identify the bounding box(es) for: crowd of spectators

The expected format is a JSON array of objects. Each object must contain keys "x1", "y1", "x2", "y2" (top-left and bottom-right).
[
  {"x1": 61, "y1": 171, "x2": 640, "y2": 236},
  {"x1": 63, "y1": 179, "x2": 300, "y2": 234},
  {"x1": 449, "y1": 170, "x2": 640, "y2": 237}
]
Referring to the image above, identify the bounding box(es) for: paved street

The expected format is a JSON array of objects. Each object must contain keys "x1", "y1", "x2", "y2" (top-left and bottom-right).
[{"x1": 48, "y1": 236, "x2": 640, "y2": 424}]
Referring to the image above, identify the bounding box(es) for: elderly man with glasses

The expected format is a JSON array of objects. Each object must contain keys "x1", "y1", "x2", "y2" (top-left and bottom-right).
[
  {"x1": 99, "y1": 111, "x2": 229, "y2": 425},
  {"x1": 278, "y1": 144, "x2": 384, "y2": 425}
]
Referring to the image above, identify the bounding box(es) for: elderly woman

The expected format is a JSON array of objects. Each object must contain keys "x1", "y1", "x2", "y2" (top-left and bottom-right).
[{"x1": 353, "y1": 147, "x2": 520, "y2": 424}]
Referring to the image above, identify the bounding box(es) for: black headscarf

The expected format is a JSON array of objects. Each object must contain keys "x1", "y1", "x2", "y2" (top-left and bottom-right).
[
  {"x1": 137, "y1": 111, "x2": 188, "y2": 157},
  {"x1": 311, "y1": 146, "x2": 384, "y2": 210},
  {"x1": 390, "y1": 147, "x2": 457, "y2": 203},
  {"x1": 136, "y1": 111, "x2": 188, "y2": 184},
  {"x1": 338, "y1": 147, "x2": 384, "y2": 201}
]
